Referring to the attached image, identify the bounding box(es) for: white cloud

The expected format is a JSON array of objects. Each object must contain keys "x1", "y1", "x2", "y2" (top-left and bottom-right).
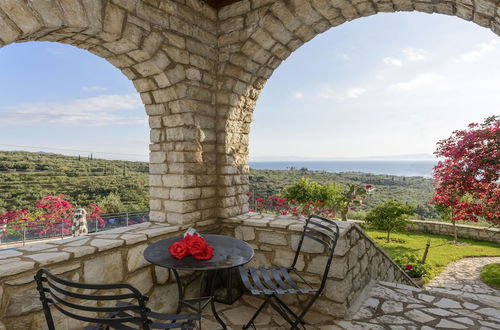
[
  {"x1": 345, "y1": 87, "x2": 366, "y2": 98},
  {"x1": 0, "y1": 93, "x2": 146, "y2": 127},
  {"x1": 403, "y1": 47, "x2": 429, "y2": 61},
  {"x1": 82, "y1": 86, "x2": 108, "y2": 92},
  {"x1": 390, "y1": 73, "x2": 444, "y2": 91},
  {"x1": 453, "y1": 40, "x2": 498, "y2": 63},
  {"x1": 293, "y1": 92, "x2": 304, "y2": 99},
  {"x1": 383, "y1": 57, "x2": 402, "y2": 66}
]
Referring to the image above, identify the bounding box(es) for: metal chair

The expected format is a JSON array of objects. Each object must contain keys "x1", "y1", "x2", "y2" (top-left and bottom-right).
[
  {"x1": 35, "y1": 268, "x2": 200, "y2": 330},
  {"x1": 239, "y1": 214, "x2": 339, "y2": 329}
]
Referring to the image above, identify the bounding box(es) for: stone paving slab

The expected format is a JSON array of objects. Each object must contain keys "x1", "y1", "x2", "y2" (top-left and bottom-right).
[
  {"x1": 198, "y1": 280, "x2": 500, "y2": 329},
  {"x1": 425, "y1": 257, "x2": 500, "y2": 308}
]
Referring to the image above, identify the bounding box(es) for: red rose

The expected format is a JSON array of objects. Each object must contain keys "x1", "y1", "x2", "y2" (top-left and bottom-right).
[
  {"x1": 193, "y1": 244, "x2": 214, "y2": 260},
  {"x1": 187, "y1": 235, "x2": 208, "y2": 256},
  {"x1": 169, "y1": 240, "x2": 189, "y2": 259},
  {"x1": 183, "y1": 233, "x2": 196, "y2": 245}
]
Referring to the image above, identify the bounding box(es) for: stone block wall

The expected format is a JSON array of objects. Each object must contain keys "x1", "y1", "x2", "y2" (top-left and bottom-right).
[
  {"x1": 0, "y1": 222, "x2": 214, "y2": 330},
  {"x1": 409, "y1": 220, "x2": 500, "y2": 244},
  {"x1": 222, "y1": 213, "x2": 416, "y2": 318}
]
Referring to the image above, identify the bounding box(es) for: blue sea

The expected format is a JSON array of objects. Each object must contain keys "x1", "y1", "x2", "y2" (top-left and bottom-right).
[{"x1": 249, "y1": 161, "x2": 437, "y2": 178}]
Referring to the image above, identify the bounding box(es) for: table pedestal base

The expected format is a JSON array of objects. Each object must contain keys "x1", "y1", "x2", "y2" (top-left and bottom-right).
[{"x1": 173, "y1": 269, "x2": 226, "y2": 329}]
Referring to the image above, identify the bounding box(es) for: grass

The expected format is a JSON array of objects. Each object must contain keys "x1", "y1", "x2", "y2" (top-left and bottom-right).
[
  {"x1": 481, "y1": 263, "x2": 500, "y2": 289},
  {"x1": 363, "y1": 228, "x2": 500, "y2": 281}
]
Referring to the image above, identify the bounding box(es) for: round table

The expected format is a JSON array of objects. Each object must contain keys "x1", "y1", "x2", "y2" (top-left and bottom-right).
[{"x1": 144, "y1": 234, "x2": 254, "y2": 329}]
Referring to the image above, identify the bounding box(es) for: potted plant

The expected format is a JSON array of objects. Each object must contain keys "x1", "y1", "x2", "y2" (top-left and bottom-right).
[{"x1": 394, "y1": 253, "x2": 430, "y2": 287}]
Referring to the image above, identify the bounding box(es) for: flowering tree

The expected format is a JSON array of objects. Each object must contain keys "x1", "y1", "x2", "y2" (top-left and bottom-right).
[
  {"x1": 337, "y1": 183, "x2": 374, "y2": 221},
  {"x1": 431, "y1": 116, "x2": 499, "y2": 235},
  {"x1": 0, "y1": 195, "x2": 106, "y2": 239}
]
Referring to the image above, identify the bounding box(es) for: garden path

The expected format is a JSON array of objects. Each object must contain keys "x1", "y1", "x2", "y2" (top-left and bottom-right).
[{"x1": 425, "y1": 257, "x2": 500, "y2": 308}]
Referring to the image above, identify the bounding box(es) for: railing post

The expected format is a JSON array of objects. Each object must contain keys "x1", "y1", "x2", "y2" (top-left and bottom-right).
[
  {"x1": 60, "y1": 220, "x2": 64, "y2": 239},
  {"x1": 95, "y1": 218, "x2": 98, "y2": 233},
  {"x1": 126, "y1": 212, "x2": 129, "y2": 227},
  {"x1": 23, "y1": 224, "x2": 26, "y2": 246}
]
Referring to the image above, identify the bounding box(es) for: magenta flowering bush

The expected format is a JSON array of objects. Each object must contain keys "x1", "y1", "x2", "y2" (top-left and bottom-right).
[{"x1": 0, "y1": 194, "x2": 105, "y2": 239}]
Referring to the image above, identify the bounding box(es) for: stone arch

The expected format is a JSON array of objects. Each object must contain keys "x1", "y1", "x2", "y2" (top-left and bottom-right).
[
  {"x1": 215, "y1": 0, "x2": 500, "y2": 218},
  {"x1": 0, "y1": 0, "x2": 220, "y2": 226}
]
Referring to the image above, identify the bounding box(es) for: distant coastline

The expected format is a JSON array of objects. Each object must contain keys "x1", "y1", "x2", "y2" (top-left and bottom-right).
[{"x1": 249, "y1": 160, "x2": 437, "y2": 178}]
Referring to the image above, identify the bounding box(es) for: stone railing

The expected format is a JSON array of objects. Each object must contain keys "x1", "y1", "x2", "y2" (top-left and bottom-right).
[
  {"x1": 408, "y1": 220, "x2": 500, "y2": 244},
  {"x1": 0, "y1": 214, "x2": 415, "y2": 329},
  {"x1": 0, "y1": 222, "x2": 217, "y2": 330},
  {"x1": 221, "y1": 213, "x2": 416, "y2": 318}
]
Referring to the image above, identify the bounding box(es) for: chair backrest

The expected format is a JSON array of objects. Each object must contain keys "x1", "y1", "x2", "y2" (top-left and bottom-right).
[
  {"x1": 35, "y1": 268, "x2": 151, "y2": 330},
  {"x1": 291, "y1": 214, "x2": 339, "y2": 290}
]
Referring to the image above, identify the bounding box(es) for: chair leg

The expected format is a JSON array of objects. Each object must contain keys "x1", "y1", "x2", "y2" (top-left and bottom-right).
[
  {"x1": 268, "y1": 297, "x2": 302, "y2": 330},
  {"x1": 272, "y1": 295, "x2": 304, "y2": 324},
  {"x1": 242, "y1": 295, "x2": 271, "y2": 330}
]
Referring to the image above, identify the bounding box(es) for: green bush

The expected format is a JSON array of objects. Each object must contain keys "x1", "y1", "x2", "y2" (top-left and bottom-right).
[
  {"x1": 283, "y1": 178, "x2": 342, "y2": 208},
  {"x1": 365, "y1": 200, "x2": 414, "y2": 242},
  {"x1": 393, "y1": 253, "x2": 430, "y2": 278}
]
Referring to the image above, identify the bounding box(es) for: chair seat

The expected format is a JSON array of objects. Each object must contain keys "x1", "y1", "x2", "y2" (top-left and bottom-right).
[{"x1": 239, "y1": 266, "x2": 317, "y2": 296}]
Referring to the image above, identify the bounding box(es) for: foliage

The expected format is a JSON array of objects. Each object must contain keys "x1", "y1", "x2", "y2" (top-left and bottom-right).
[
  {"x1": 365, "y1": 228, "x2": 500, "y2": 281},
  {"x1": 282, "y1": 178, "x2": 342, "y2": 208},
  {"x1": 431, "y1": 116, "x2": 499, "y2": 226},
  {"x1": 97, "y1": 193, "x2": 125, "y2": 213},
  {"x1": 248, "y1": 194, "x2": 335, "y2": 219},
  {"x1": 337, "y1": 183, "x2": 373, "y2": 221},
  {"x1": 364, "y1": 200, "x2": 414, "y2": 242},
  {"x1": 480, "y1": 263, "x2": 500, "y2": 289},
  {"x1": 249, "y1": 168, "x2": 438, "y2": 220},
  {"x1": 0, "y1": 151, "x2": 149, "y2": 213},
  {"x1": 0, "y1": 194, "x2": 105, "y2": 239},
  {"x1": 393, "y1": 253, "x2": 430, "y2": 278}
]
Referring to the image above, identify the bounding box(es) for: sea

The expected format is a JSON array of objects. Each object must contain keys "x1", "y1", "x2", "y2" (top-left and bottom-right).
[{"x1": 249, "y1": 160, "x2": 437, "y2": 178}]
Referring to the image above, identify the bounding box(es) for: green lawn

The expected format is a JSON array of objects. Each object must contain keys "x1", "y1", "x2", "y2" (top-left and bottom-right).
[
  {"x1": 363, "y1": 229, "x2": 500, "y2": 281},
  {"x1": 481, "y1": 263, "x2": 500, "y2": 289}
]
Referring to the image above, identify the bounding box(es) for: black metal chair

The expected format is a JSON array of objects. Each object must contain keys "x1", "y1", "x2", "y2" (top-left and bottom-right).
[
  {"x1": 35, "y1": 268, "x2": 200, "y2": 330},
  {"x1": 239, "y1": 214, "x2": 339, "y2": 329}
]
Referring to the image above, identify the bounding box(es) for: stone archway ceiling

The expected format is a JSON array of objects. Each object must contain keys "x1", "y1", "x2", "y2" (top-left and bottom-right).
[{"x1": 202, "y1": 0, "x2": 245, "y2": 9}]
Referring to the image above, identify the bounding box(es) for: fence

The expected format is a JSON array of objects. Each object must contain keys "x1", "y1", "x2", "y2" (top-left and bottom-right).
[{"x1": 0, "y1": 210, "x2": 149, "y2": 247}]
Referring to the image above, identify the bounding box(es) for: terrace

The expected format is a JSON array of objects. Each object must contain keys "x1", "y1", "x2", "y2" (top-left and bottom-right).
[{"x1": 0, "y1": 0, "x2": 499, "y2": 329}]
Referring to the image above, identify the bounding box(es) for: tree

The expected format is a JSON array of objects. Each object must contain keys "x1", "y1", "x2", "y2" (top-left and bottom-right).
[
  {"x1": 337, "y1": 183, "x2": 374, "y2": 221},
  {"x1": 365, "y1": 200, "x2": 414, "y2": 242},
  {"x1": 430, "y1": 116, "x2": 499, "y2": 228},
  {"x1": 283, "y1": 178, "x2": 342, "y2": 209}
]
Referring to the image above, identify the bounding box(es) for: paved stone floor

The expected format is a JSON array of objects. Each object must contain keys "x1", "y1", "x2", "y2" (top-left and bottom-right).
[
  {"x1": 425, "y1": 257, "x2": 500, "y2": 308},
  {"x1": 199, "y1": 280, "x2": 500, "y2": 329}
]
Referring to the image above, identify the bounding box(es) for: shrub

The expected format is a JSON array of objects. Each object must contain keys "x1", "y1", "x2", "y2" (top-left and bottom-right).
[
  {"x1": 365, "y1": 200, "x2": 414, "y2": 242},
  {"x1": 393, "y1": 253, "x2": 430, "y2": 278}
]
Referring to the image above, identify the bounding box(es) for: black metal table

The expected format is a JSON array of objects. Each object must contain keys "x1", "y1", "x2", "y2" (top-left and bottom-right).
[{"x1": 144, "y1": 234, "x2": 254, "y2": 329}]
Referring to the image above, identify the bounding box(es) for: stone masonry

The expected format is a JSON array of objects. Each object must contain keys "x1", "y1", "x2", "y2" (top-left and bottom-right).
[
  {"x1": 222, "y1": 213, "x2": 417, "y2": 318},
  {"x1": 0, "y1": 215, "x2": 417, "y2": 329},
  {"x1": 2, "y1": 0, "x2": 500, "y2": 226}
]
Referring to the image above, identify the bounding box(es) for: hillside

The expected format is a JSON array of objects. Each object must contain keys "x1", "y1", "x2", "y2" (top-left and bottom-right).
[
  {"x1": 250, "y1": 168, "x2": 438, "y2": 219},
  {"x1": 0, "y1": 151, "x2": 149, "y2": 213},
  {"x1": 0, "y1": 151, "x2": 438, "y2": 219}
]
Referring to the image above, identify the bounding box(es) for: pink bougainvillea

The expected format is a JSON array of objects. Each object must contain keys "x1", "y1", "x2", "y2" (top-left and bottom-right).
[{"x1": 431, "y1": 116, "x2": 499, "y2": 226}]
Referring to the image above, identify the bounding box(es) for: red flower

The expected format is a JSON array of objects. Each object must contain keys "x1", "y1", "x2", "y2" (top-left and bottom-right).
[
  {"x1": 405, "y1": 264, "x2": 413, "y2": 270},
  {"x1": 169, "y1": 240, "x2": 189, "y2": 259},
  {"x1": 187, "y1": 235, "x2": 207, "y2": 255},
  {"x1": 185, "y1": 234, "x2": 214, "y2": 260},
  {"x1": 193, "y1": 244, "x2": 214, "y2": 260}
]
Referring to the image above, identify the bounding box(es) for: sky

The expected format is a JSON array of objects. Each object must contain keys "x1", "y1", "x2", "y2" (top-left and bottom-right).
[{"x1": 0, "y1": 12, "x2": 499, "y2": 162}]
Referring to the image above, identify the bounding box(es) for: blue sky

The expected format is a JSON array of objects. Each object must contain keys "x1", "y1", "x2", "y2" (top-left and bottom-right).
[{"x1": 0, "y1": 12, "x2": 499, "y2": 161}]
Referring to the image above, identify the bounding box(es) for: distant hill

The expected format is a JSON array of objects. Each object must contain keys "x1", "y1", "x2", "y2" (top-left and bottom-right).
[
  {"x1": 0, "y1": 151, "x2": 149, "y2": 213},
  {"x1": 0, "y1": 151, "x2": 438, "y2": 220}
]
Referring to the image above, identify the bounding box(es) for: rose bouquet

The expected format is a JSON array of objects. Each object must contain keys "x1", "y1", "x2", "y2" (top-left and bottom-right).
[{"x1": 169, "y1": 233, "x2": 214, "y2": 260}]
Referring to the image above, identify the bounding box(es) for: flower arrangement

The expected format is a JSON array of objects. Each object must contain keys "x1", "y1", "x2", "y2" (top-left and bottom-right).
[
  {"x1": 169, "y1": 233, "x2": 214, "y2": 260},
  {"x1": 393, "y1": 253, "x2": 430, "y2": 278}
]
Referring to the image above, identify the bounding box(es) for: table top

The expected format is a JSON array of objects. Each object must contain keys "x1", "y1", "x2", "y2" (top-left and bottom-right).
[{"x1": 144, "y1": 234, "x2": 254, "y2": 271}]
